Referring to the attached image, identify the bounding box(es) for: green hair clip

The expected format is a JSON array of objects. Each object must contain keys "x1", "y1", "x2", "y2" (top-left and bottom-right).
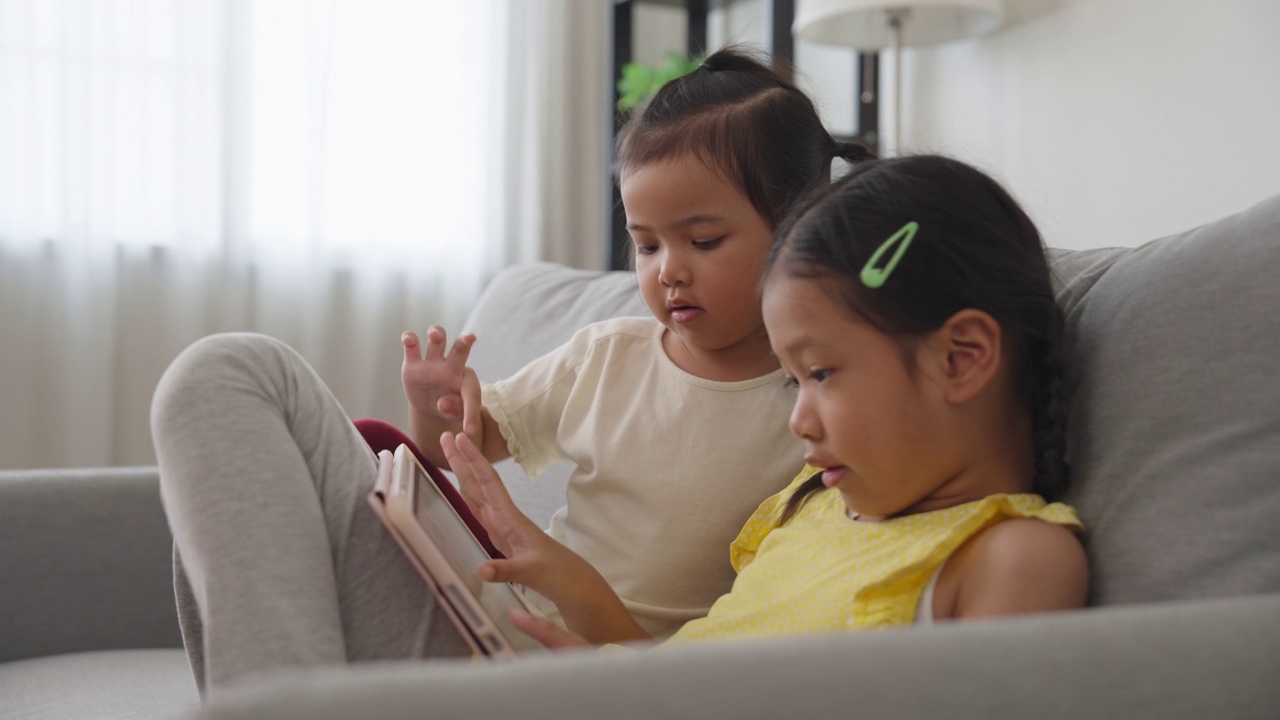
[{"x1": 860, "y1": 221, "x2": 918, "y2": 289}]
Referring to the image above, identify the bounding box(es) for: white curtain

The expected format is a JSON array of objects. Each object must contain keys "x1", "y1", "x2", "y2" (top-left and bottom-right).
[{"x1": 0, "y1": 0, "x2": 607, "y2": 469}]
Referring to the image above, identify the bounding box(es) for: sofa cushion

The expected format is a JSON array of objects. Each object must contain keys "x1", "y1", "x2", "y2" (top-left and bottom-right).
[
  {"x1": 0, "y1": 649, "x2": 196, "y2": 720},
  {"x1": 1051, "y1": 194, "x2": 1280, "y2": 605}
]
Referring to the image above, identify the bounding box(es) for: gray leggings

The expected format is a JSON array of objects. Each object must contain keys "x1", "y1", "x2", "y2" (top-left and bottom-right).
[{"x1": 152, "y1": 333, "x2": 469, "y2": 697}]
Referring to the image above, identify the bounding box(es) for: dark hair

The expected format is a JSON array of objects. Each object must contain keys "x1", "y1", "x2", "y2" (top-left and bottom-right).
[
  {"x1": 770, "y1": 155, "x2": 1069, "y2": 524},
  {"x1": 616, "y1": 46, "x2": 870, "y2": 229}
]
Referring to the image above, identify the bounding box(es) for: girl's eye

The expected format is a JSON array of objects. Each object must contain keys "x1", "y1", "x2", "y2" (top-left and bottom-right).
[
  {"x1": 783, "y1": 369, "x2": 828, "y2": 388},
  {"x1": 634, "y1": 244, "x2": 658, "y2": 255},
  {"x1": 693, "y1": 237, "x2": 723, "y2": 250}
]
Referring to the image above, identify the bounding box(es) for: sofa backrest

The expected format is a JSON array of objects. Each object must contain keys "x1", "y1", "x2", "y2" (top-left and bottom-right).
[
  {"x1": 1052, "y1": 194, "x2": 1280, "y2": 605},
  {"x1": 461, "y1": 195, "x2": 1280, "y2": 608}
]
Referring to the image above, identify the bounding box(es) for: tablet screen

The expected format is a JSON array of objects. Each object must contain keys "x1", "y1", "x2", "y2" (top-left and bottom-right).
[{"x1": 410, "y1": 461, "x2": 545, "y2": 653}]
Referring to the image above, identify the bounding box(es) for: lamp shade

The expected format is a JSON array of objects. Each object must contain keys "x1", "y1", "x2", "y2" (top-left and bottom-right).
[{"x1": 794, "y1": 0, "x2": 1005, "y2": 50}]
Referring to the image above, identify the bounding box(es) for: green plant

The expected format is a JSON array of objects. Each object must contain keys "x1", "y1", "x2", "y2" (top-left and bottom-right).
[{"x1": 615, "y1": 52, "x2": 703, "y2": 111}]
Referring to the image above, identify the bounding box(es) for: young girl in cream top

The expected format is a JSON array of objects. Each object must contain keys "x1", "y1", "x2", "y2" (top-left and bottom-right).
[
  {"x1": 400, "y1": 48, "x2": 869, "y2": 638},
  {"x1": 441, "y1": 154, "x2": 1089, "y2": 648}
]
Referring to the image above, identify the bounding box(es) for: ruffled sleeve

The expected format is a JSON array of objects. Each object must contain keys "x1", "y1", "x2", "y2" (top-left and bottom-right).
[{"x1": 729, "y1": 465, "x2": 818, "y2": 572}]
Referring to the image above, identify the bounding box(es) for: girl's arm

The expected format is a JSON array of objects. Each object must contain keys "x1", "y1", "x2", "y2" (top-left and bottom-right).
[
  {"x1": 939, "y1": 518, "x2": 1089, "y2": 620},
  {"x1": 440, "y1": 432, "x2": 652, "y2": 647},
  {"x1": 401, "y1": 328, "x2": 510, "y2": 467}
]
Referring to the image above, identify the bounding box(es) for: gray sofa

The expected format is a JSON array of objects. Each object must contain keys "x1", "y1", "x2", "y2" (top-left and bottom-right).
[{"x1": 3, "y1": 195, "x2": 1279, "y2": 720}]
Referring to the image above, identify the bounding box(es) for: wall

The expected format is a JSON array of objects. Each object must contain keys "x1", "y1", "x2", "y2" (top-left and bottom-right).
[
  {"x1": 903, "y1": 0, "x2": 1280, "y2": 249},
  {"x1": 687, "y1": 0, "x2": 1280, "y2": 250}
]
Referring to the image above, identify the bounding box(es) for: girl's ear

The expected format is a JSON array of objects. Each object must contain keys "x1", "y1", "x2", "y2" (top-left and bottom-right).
[{"x1": 927, "y1": 309, "x2": 1003, "y2": 404}]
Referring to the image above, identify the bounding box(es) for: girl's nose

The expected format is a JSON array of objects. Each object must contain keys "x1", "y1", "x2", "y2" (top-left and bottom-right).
[
  {"x1": 789, "y1": 394, "x2": 819, "y2": 441},
  {"x1": 658, "y1": 253, "x2": 690, "y2": 287}
]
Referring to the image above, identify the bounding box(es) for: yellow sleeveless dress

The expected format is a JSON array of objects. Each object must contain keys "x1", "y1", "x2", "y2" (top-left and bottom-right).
[{"x1": 666, "y1": 466, "x2": 1082, "y2": 643}]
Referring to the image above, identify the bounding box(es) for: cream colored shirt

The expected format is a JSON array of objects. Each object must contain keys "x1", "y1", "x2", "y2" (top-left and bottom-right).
[{"x1": 482, "y1": 317, "x2": 802, "y2": 637}]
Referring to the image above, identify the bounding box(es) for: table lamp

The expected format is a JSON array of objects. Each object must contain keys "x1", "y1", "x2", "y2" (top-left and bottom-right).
[{"x1": 793, "y1": 0, "x2": 1005, "y2": 154}]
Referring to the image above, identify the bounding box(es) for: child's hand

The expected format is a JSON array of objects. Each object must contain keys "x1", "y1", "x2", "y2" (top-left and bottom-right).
[
  {"x1": 402, "y1": 327, "x2": 482, "y2": 436},
  {"x1": 441, "y1": 431, "x2": 586, "y2": 601},
  {"x1": 509, "y1": 609, "x2": 591, "y2": 651},
  {"x1": 441, "y1": 431, "x2": 651, "y2": 646}
]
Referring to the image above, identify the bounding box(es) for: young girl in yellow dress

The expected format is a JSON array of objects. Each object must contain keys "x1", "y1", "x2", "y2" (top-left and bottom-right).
[{"x1": 441, "y1": 153, "x2": 1089, "y2": 647}]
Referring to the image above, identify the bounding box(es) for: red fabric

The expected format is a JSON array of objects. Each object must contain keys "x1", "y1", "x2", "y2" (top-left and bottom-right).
[{"x1": 353, "y1": 417, "x2": 502, "y2": 559}]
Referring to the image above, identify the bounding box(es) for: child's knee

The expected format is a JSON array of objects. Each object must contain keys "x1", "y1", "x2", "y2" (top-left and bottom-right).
[{"x1": 151, "y1": 333, "x2": 298, "y2": 426}]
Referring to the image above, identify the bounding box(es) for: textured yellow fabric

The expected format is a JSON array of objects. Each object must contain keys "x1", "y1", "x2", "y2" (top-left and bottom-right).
[{"x1": 666, "y1": 466, "x2": 1082, "y2": 643}]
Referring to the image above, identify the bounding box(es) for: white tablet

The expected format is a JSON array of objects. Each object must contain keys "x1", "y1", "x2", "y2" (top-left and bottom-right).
[{"x1": 368, "y1": 444, "x2": 545, "y2": 659}]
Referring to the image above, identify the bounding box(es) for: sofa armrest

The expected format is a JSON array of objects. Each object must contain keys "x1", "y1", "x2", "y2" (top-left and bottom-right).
[
  {"x1": 0, "y1": 467, "x2": 182, "y2": 663},
  {"x1": 195, "y1": 593, "x2": 1280, "y2": 720}
]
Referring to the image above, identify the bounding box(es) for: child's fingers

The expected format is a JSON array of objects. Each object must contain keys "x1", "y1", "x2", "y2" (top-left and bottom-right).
[
  {"x1": 400, "y1": 331, "x2": 421, "y2": 363},
  {"x1": 423, "y1": 325, "x2": 448, "y2": 361},
  {"x1": 442, "y1": 431, "x2": 493, "y2": 515},
  {"x1": 435, "y1": 394, "x2": 463, "y2": 420},
  {"x1": 445, "y1": 432, "x2": 541, "y2": 560},
  {"x1": 446, "y1": 333, "x2": 477, "y2": 367},
  {"x1": 476, "y1": 558, "x2": 532, "y2": 585},
  {"x1": 454, "y1": 433, "x2": 521, "y2": 516},
  {"x1": 509, "y1": 610, "x2": 590, "y2": 650},
  {"x1": 453, "y1": 464, "x2": 486, "y2": 515},
  {"x1": 460, "y1": 368, "x2": 482, "y2": 436}
]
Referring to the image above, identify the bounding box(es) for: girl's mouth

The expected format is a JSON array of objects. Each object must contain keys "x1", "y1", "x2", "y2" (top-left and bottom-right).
[
  {"x1": 670, "y1": 306, "x2": 702, "y2": 324},
  {"x1": 821, "y1": 466, "x2": 847, "y2": 487}
]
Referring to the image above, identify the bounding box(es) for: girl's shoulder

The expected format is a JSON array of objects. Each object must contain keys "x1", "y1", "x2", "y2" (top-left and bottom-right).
[
  {"x1": 554, "y1": 317, "x2": 662, "y2": 360},
  {"x1": 491, "y1": 316, "x2": 658, "y2": 386},
  {"x1": 532, "y1": 317, "x2": 660, "y2": 367},
  {"x1": 938, "y1": 498, "x2": 1089, "y2": 618}
]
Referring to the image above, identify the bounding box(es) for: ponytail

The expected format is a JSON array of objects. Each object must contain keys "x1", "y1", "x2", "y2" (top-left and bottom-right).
[
  {"x1": 699, "y1": 48, "x2": 773, "y2": 74},
  {"x1": 833, "y1": 140, "x2": 876, "y2": 165}
]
